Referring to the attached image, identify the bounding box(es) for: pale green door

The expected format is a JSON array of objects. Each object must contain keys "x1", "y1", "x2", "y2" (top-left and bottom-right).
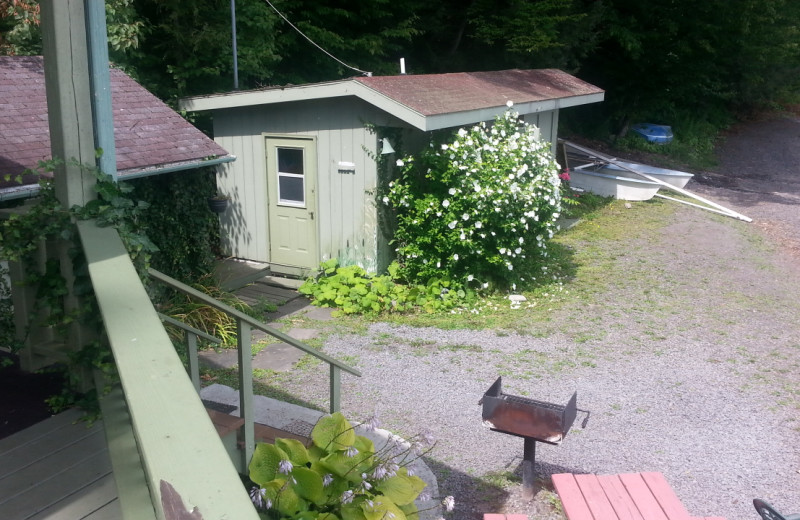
[{"x1": 266, "y1": 136, "x2": 318, "y2": 269}]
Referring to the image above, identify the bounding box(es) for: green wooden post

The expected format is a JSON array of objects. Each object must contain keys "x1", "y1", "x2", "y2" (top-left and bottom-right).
[
  {"x1": 330, "y1": 365, "x2": 341, "y2": 413},
  {"x1": 40, "y1": 0, "x2": 98, "y2": 207},
  {"x1": 185, "y1": 331, "x2": 201, "y2": 393},
  {"x1": 237, "y1": 319, "x2": 254, "y2": 469}
]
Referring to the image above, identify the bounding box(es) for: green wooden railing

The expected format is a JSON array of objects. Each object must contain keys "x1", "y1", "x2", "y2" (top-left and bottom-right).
[
  {"x1": 148, "y1": 268, "x2": 361, "y2": 468},
  {"x1": 78, "y1": 220, "x2": 259, "y2": 520}
]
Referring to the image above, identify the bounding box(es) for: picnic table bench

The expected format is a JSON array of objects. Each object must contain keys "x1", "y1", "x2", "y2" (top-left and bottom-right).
[{"x1": 552, "y1": 472, "x2": 727, "y2": 520}]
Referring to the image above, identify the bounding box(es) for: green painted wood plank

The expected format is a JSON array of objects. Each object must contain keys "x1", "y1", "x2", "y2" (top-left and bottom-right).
[
  {"x1": 82, "y1": 497, "x2": 122, "y2": 520},
  {"x1": 77, "y1": 221, "x2": 259, "y2": 520},
  {"x1": 0, "y1": 449, "x2": 112, "y2": 519},
  {"x1": 95, "y1": 376, "x2": 156, "y2": 520},
  {"x1": 0, "y1": 427, "x2": 108, "y2": 500},
  {"x1": 28, "y1": 474, "x2": 120, "y2": 520},
  {"x1": 0, "y1": 411, "x2": 98, "y2": 478},
  {"x1": 0, "y1": 407, "x2": 84, "y2": 456}
]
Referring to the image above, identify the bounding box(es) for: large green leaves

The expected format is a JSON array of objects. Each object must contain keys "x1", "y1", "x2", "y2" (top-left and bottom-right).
[
  {"x1": 375, "y1": 473, "x2": 426, "y2": 506},
  {"x1": 312, "y1": 413, "x2": 356, "y2": 450},
  {"x1": 249, "y1": 443, "x2": 289, "y2": 486}
]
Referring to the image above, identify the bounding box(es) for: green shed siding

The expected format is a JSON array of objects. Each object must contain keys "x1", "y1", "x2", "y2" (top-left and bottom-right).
[{"x1": 213, "y1": 97, "x2": 401, "y2": 273}]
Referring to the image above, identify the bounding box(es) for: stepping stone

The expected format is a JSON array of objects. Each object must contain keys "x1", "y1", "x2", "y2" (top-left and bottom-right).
[
  {"x1": 198, "y1": 349, "x2": 238, "y2": 370},
  {"x1": 301, "y1": 306, "x2": 335, "y2": 322},
  {"x1": 252, "y1": 342, "x2": 305, "y2": 372},
  {"x1": 286, "y1": 328, "x2": 318, "y2": 341}
]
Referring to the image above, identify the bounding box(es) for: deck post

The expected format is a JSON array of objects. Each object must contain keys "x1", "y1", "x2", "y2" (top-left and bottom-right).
[
  {"x1": 237, "y1": 319, "x2": 255, "y2": 468},
  {"x1": 330, "y1": 364, "x2": 341, "y2": 413},
  {"x1": 185, "y1": 331, "x2": 201, "y2": 393}
]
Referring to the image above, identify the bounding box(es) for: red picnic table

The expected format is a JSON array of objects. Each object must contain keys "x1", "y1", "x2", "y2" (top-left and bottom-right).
[{"x1": 552, "y1": 472, "x2": 726, "y2": 520}]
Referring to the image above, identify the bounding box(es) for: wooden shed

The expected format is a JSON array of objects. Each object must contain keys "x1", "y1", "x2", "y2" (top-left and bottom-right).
[{"x1": 180, "y1": 69, "x2": 604, "y2": 275}]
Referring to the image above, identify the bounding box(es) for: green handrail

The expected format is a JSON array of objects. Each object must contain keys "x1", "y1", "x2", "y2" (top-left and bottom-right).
[
  {"x1": 148, "y1": 267, "x2": 361, "y2": 469},
  {"x1": 77, "y1": 220, "x2": 259, "y2": 520}
]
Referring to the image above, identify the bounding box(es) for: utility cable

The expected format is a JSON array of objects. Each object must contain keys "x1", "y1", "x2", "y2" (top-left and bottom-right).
[{"x1": 262, "y1": 0, "x2": 372, "y2": 77}]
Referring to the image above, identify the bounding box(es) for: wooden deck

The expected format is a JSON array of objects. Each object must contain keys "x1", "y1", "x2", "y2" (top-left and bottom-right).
[
  {"x1": 552, "y1": 472, "x2": 727, "y2": 520},
  {"x1": 0, "y1": 408, "x2": 121, "y2": 520}
]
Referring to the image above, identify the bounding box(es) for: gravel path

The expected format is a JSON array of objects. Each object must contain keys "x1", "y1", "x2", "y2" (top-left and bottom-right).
[{"x1": 280, "y1": 114, "x2": 800, "y2": 520}]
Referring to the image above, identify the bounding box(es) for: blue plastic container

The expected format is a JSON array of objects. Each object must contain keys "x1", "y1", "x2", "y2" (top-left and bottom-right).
[{"x1": 630, "y1": 123, "x2": 673, "y2": 144}]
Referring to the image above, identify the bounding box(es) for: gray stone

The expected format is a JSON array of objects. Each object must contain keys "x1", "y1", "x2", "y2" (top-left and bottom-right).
[
  {"x1": 252, "y1": 342, "x2": 305, "y2": 371},
  {"x1": 198, "y1": 349, "x2": 238, "y2": 370}
]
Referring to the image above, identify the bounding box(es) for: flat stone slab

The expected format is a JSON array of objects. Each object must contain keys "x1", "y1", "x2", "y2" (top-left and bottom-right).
[
  {"x1": 198, "y1": 349, "x2": 238, "y2": 370},
  {"x1": 285, "y1": 328, "x2": 318, "y2": 341},
  {"x1": 300, "y1": 306, "x2": 335, "y2": 321},
  {"x1": 252, "y1": 342, "x2": 305, "y2": 372}
]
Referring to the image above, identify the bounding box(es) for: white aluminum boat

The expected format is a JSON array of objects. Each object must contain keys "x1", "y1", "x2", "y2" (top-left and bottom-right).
[
  {"x1": 570, "y1": 167, "x2": 661, "y2": 201},
  {"x1": 597, "y1": 160, "x2": 694, "y2": 189}
]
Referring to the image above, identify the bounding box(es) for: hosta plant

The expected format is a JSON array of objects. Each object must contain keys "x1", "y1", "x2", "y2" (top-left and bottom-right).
[
  {"x1": 247, "y1": 412, "x2": 451, "y2": 519},
  {"x1": 385, "y1": 105, "x2": 563, "y2": 290}
]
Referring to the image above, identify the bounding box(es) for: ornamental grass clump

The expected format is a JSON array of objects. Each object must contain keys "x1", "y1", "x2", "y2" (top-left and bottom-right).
[
  {"x1": 247, "y1": 411, "x2": 452, "y2": 520},
  {"x1": 386, "y1": 106, "x2": 563, "y2": 290}
]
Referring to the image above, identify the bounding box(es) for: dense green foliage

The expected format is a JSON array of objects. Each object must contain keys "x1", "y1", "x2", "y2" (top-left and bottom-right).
[
  {"x1": 387, "y1": 109, "x2": 562, "y2": 290},
  {"x1": 3, "y1": 1, "x2": 798, "y2": 131},
  {"x1": 299, "y1": 259, "x2": 473, "y2": 315},
  {"x1": 128, "y1": 168, "x2": 219, "y2": 283}
]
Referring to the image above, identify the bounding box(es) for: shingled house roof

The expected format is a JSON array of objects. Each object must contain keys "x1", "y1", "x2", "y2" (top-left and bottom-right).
[
  {"x1": 180, "y1": 69, "x2": 604, "y2": 132},
  {"x1": 0, "y1": 56, "x2": 233, "y2": 199}
]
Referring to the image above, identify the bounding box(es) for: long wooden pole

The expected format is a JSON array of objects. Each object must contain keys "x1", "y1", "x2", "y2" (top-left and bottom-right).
[{"x1": 560, "y1": 140, "x2": 752, "y2": 222}]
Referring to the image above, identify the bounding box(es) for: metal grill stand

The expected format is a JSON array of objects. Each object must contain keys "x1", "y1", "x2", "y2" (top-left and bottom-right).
[{"x1": 479, "y1": 377, "x2": 589, "y2": 501}]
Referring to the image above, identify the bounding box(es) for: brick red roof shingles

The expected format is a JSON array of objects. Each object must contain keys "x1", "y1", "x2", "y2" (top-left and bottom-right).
[
  {"x1": 0, "y1": 56, "x2": 230, "y2": 188},
  {"x1": 355, "y1": 69, "x2": 603, "y2": 116}
]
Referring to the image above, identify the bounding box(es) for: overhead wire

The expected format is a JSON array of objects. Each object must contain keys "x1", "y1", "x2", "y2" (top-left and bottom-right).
[{"x1": 262, "y1": 0, "x2": 373, "y2": 77}]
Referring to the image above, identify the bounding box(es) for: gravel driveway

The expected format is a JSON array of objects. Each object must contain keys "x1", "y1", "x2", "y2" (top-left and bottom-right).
[{"x1": 281, "y1": 113, "x2": 800, "y2": 520}]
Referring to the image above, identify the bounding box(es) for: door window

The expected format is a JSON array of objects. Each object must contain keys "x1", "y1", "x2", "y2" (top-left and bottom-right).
[{"x1": 276, "y1": 147, "x2": 305, "y2": 206}]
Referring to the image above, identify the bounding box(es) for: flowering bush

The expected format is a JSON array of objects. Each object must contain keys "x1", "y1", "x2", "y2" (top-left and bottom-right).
[
  {"x1": 385, "y1": 107, "x2": 563, "y2": 290},
  {"x1": 248, "y1": 412, "x2": 453, "y2": 519}
]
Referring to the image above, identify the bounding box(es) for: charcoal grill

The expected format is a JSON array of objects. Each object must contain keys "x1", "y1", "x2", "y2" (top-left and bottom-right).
[{"x1": 479, "y1": 377, "x2": 590, "y2": 500}]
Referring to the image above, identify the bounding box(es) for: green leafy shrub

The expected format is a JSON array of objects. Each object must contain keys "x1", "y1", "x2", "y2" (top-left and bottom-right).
[
  {"x1": 247, "y1": 412, "x2": 450, "y2": 520},
  {"x1": 385, "y1": 106, "x2": 563, "y2": 290},
  {"x1": 299, "y1": 259, "x2": 473, "y2": 315}
]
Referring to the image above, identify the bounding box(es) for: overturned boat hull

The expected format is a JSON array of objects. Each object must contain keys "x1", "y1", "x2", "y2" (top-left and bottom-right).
[
  {"x1": 597, "y1": 160, "x2": 694, "y2": 189},
  {"x1": 570, "y1": 168, "x2": 661, "y2": 201}
]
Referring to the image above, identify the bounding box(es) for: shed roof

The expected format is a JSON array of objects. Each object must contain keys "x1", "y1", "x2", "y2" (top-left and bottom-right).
[
  {"x1": 0, "y1": 56, "x2": 233, "y2": 198},
  {"x1": 180, "y1": 69, "x2": 604, "y2": 132}
]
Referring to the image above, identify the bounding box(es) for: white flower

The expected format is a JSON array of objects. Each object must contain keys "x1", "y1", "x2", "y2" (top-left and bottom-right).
[
  {"x1": 382, "y1": 196, "x2": 389, "y2": 204},
  {"x1": 341, "y1": 490, "x2": 354, "y2": 504},
  {"x1": 460, "y1": 232, "x2": 466, "y2": 240},
  {"x1": 519, "y1": 237, "x2": 524, "y2": 244},
  {"x1": 323, "y1": 474, "x2": 334, "y2": 487},
  {"x1": 467, "y1": 274, "x2": 474, "y2": 281},
  {"x1": 345, "y1": 446, "x2": 359, "y2": 458},
  {"x1": 396, "y1": 159, "x2": 404, "y2": 167},
  {"x1": 443, "y1": 496, "x2": 455, "y2": 511},
  {"x1": 278, "y1": 460, "x2": 293, "y2": 474},
  {"x1": 506, "y1": 100, "x2": 513, "y2": 108},
  {"x1": 448, "y1": 221, "x2": 457, "y2": 229},
  {"x1": 515, "y1": 247, "x2": 522, "y2": 254},
  {"x1": 499, "y1": 248, "x2": 506, "y2": 254},
  {"x1": 462, "y1": 213, "x2": 470, "y2": 220},
  {"x1": 453, "y1": 254, "x2": 459, "y2": 261},
  {"x1": 475, "y1": 221, "x2": 482, "y2": 229},
  {"x1": 442, "y1": 199, "x2": 450, "y2": 208},
  {"x1": 448, "y1": 187, "x2": 456, "y2": 195}
]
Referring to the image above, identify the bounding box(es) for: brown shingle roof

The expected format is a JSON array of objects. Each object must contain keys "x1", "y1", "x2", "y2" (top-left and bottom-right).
[
  {"x1": 0, "y1": 56, "x2": 231, "y2": 190},
  {"x1": 354, "y1": 69, "x2": 603, "y2": 116}
]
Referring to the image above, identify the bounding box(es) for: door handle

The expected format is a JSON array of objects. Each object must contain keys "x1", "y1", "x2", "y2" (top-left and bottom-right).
[{"x1": 309, "y1": 211, "x2": 314, "y2": 220}]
